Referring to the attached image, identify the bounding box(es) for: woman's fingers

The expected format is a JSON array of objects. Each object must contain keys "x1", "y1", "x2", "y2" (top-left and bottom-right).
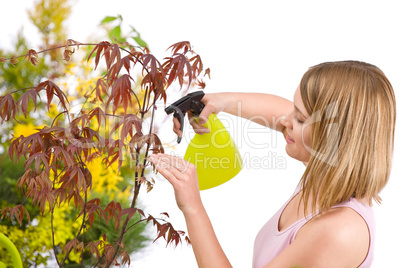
[
  {"x1": 149, "y1": 154, "x2": 193, "y2": 180},
  {"x1": 149, "y1": 154, "x2": 201, "y2": 214},
  {"x1": 150, "y1": 158, "x2": 178, "y2": 185},
  {"x1": 149, "y1": 155, "x2": 181, "y2": 188},
  {"x1": 197, "y1": 101, "x2": 215, "y2": 125},
  {"x1": 172, "y1": 117, "x2": 182, "y2": 137},
  {"x1": 173, "y1": 113, "x2": 210, "y2": 138},
  {"x1": 188, "y1": 113, "x2": 210, "y2": 134},
  {"x1": 157, "y1": 154, "x2": 187, "y2": 171}
]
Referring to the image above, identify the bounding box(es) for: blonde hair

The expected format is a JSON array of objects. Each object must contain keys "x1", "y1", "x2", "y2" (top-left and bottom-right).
[{"x1": 299, "y1": 60, "x2": 396, "y2": 215}]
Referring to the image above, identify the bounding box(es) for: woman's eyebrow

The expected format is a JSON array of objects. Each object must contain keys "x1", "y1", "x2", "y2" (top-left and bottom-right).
[{"x1": 294, "y1": 105, "x2": 307, "y2": 119}]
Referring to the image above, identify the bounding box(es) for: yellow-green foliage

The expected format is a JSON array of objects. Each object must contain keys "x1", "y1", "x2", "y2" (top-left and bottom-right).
[
  {"x1": 28, "y1": 0, "x2": 72, "y2": 45},
  {"x1": 0, "y1": 206, "x2": 81, "y2": 266}
]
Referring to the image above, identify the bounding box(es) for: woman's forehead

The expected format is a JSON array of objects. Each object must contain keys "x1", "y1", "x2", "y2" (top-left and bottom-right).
[{"x1": 293, "y1": 86, "x2": 309, "y2": 117}]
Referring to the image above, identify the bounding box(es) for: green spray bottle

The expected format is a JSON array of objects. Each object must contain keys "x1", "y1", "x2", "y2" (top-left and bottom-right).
[{"x1": 165, "y1": 91, "x2": 242, "y2": 190}]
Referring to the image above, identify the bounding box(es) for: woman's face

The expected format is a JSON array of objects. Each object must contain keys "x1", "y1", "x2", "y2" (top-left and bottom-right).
[{"x1": 282, "y1": 86, "x2": 312, "y2": 163}]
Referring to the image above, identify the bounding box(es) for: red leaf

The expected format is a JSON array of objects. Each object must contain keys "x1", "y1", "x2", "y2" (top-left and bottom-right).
[
  {"x1": 132, "y1": 133, "x2": 164, "y2": 155},
  {"x1": 89, "y1": 106, "x2": 106, "y2": 129},
  {"x1": 24, "y1": 49, "x2": 39, "y2": 66},
  {"x1": 0, "y1": 93, "x2": 18, "y2": 122},
  {"x1": 196, "y1": 79, "x2": 206, "y2": 89},
  {"x1": 17, "y1": 89, "x2": 41, "y2": 118},
  {"x1": 30, "y1": 186, "x2": 54, "y2": 215},
  {"x1": 163, "y1": 54, "x2": 193, "y2": 89},
  {"x1": 70, "y1": 166, "x2": 86, "y2": 191},
  {"x1": 136, "y1": 208, "x2": 145, "y2": 217},
  {"x1": 0, "y1": 207, "x2": 11, "y2": 220},
  {"x1": 136, "y1": 176, "x2": 147, "y2": 185},
  {"x1": 204, "y1": 68, "x2": 211, "y2": 79},
  {"x1": 87, "y1": 41, "x2": 111, "y2": 70},
  {"x1": 51, "y1": 146, "x2": 75, "y2": 169},
  {"x1": 121, "y1": 55, "x2": 134, "y2": 73},
  {"x1": 167, "y1": 41, "x2": 191, "y2": 54},
  {"x1": 36, "y1": 80, "x2": 69, "y2": 112},
  {"x1": 104, "y1": 201, "x2": 122, "y2": 229},
  {"x1": 19, "y1": 133, "x2": 44, "y2": 158},
  {"x1": 64, "y1": 238, "x2": 79, "y2": 254},
  {"x1": 161, "y1": 212, "x2": 170, "y2": 218},
  {"x1": 171, "y1": 230, "x2": 181, "y2": 248},
  {"x1": 104, "y1": 245, "x2": 115, "y2": 264},
  {"x1": 120, "y1": 114, "x2": 142, "y2": 141},
  {"x1": 120, "y1": 208, "x2": 140, "y2": 221},
  {"x1": 86, "y1": 241, "x2": 101, "y2": 259},
  {"x1": 8, "y1": 135, "x2": 23, "y2": 162},
  {"x1": 189, "y1": 54, "x2": 203, "y2": 77},
  {"x1": 120, "y1": 249, "x2": 131, "y2": 266},
  {"x1": 103, "y1": 43, "x2": 121, "y2": 70},
  {"x1": 10, "y1": 55, "x2": 19, "y2": 66},
  {"x1": 141, "y1": 54, "x2": 164, "y2": 81},
  {"x1": 94, "y1": 78, "x2": 108, "y2": 103},
  {"x1": 83, "y1": 198, "x2": 106, "y2": 228},
  {"x1": 64, "y1": 40, "x2": 81, "y2": 61},
  {"x1": 7, "y1": 205, "x2": 31, "y2": 226},
  {"x1": 24, "y1": 152, "x2": 50, "y2": 174},
  {"x1": 153, "y1": 223, "x2": 171, "y2": 243},
  {"x1": 185, "y1": 236, "x2": 191, "y2": 246},
  {"x1": 16, "y1": 168, "x2": 34, "y2": 193},
  {"x1": 66, "y1": 39, "x2": 81, "y2": 50},
  {"x1": 106, "y1": 74, "x2": 134, "y2": 114},
  {"x1": 63, "y1": 47, "x2": 74, "y2": 62}
]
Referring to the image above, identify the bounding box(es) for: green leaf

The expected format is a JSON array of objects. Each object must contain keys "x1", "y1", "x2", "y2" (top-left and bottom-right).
[
  {"x1": 101, "y1": 16, "x2": 118, "y2": 24},
  {"x1": 129, "y1": 26, "x2": 148, "y2": 48},
  {"x1": 109, "y1": 25, "x2": 122, "y2": 40},
  {"x1": 133, "y1": 36, "x2": 148, "y2": 48}
]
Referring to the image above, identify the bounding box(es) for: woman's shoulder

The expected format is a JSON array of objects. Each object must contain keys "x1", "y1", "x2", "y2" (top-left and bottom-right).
[
  {"x1": 295, "y1": 206, "x2": 370, "y2": 266},
  {"x1": 302, "y1": 206, "x2": 369, "y2": 238}
]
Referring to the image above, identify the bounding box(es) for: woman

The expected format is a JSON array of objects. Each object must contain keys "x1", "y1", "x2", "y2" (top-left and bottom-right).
[{"x1": 149, "y1": 61, "x2": 396, "y2": 267}]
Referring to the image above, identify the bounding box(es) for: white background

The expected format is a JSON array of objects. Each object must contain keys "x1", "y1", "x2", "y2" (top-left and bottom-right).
[{"x1": 1, "y1": 0, "x2": 401, "y2": 267}]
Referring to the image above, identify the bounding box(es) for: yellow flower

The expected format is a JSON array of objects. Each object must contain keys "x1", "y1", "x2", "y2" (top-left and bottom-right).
[
  {"x1": 86, "y1": 157, "x2": 124, "y2": 198},
  {"x1": 13, "y1": 122, "x2": 44, "y2": 137}
]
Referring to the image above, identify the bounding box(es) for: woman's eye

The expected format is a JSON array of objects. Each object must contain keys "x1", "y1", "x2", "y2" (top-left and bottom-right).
[{"x1": 294, "y1": 115, "x2": 304, "y2": 124}]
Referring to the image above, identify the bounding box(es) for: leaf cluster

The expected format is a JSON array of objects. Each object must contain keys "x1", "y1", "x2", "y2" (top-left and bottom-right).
[{"x1": 0, "y1": 38, "x2": 209, "y2": 267}]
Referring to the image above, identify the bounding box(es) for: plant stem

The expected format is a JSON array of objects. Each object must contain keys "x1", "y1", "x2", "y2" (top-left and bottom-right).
[
  {"x1": 60, "y1": 159, "x2": 88, "y2": 267},
  {"x1": 50, "y1": 164, "x2": 61, "y2": 267},
  {"x1": 103, "y1": 87, "x2": 150, "y2": 268}
]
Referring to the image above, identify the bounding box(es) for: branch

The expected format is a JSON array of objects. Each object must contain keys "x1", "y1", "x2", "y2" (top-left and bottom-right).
[
  {"x1": 51, "y1": 110, "x2": 69, "y2": 127},
  {"x1": 103, "y1": 85, "x2": 150, "y2": 268},
  {"x1": 60, "y1": 158, "x2": 89, "y2": 267},
  {"x1": 51, "y1": 169, "x2": 62, "y2": 267}
]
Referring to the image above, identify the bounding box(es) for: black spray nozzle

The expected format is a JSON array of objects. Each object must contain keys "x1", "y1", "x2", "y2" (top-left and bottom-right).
[{"x1": 165, "y1": 91, "x2": 205, "y2": 143}]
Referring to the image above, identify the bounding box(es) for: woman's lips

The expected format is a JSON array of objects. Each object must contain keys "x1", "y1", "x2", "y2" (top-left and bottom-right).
[{"x1": 286, "y1": 134, "x2": 295, "y2": 144}]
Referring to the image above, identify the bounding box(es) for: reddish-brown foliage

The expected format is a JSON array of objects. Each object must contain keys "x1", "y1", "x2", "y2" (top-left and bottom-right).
[{"x1": 0, "y1": 39, "x2": 208, "y2": 267}]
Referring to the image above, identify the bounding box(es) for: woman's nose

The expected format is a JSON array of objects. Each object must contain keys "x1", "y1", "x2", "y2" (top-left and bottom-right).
[{"x1": 281, "y1": 113, "x2": 293, "y2": 130}]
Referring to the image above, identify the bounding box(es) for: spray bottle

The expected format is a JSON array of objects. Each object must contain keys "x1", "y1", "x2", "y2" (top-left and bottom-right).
[{"x1": 165, "y1": 91, "x2": 242, "y2": 190}]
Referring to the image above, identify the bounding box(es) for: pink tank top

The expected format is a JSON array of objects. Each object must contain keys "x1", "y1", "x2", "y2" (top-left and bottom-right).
[{"x1": 253, "y1": 188, "x2": 375, "y2": 268}]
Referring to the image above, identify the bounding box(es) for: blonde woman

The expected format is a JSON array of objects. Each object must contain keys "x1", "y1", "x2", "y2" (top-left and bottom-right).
[{"x1": 149, "y1": 61, "x2": 396, "y2": 267}]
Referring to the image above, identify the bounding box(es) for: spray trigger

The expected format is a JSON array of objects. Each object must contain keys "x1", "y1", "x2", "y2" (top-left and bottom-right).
[{"x1": 165, "y1": 91, "x2": 205, "y2": 143}]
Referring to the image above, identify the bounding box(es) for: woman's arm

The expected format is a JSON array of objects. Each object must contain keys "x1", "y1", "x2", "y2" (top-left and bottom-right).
[
  {"x1": 183, "y1": 204, "x2": 232, "y2": 268},
  {"x1": 173, "y1": 92, "x2": 293, "y2": 137},
  {"x1": 148, "y1": 154, "x2": 232, "y2": 268}
]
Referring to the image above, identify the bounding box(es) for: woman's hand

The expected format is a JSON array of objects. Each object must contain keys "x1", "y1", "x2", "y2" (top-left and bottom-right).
[
  {"x1": 173, "y1": 93, "x2": 226, "y2": 138},
  {"x1": 149, "y1": 153, "x2": 232, "y2": 268},
  {"x1": 148, "y1": 153, "x2": 203, "y2": 215}
]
